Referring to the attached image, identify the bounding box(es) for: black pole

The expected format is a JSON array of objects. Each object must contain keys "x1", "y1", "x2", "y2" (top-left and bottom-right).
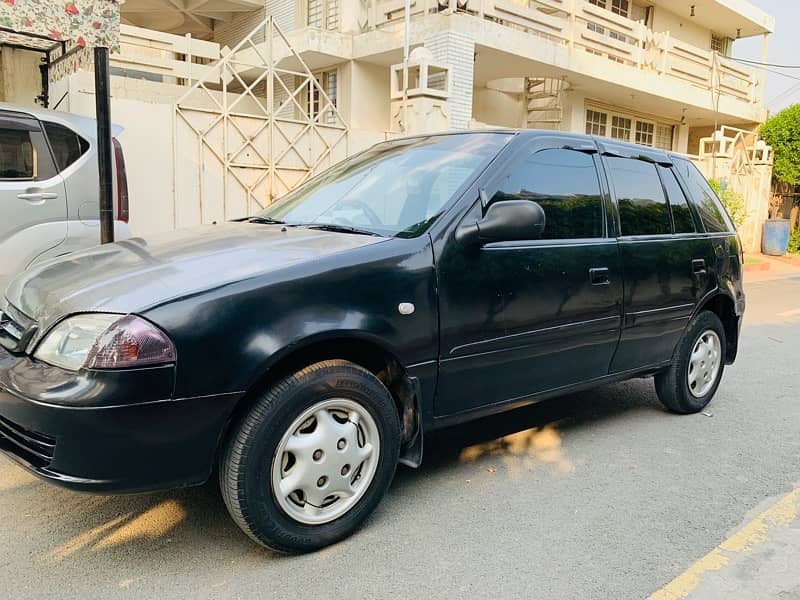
[{"x1": 94, "y1": 46, "x2": 114, "y2": 244}]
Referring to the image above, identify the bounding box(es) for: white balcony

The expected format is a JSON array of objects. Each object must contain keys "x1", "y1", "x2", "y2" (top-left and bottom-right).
[{"x1": 364, "y1": 0, "x2": 770, "y2": 118}]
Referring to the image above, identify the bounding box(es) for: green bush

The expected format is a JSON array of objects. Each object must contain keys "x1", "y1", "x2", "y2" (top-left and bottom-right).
[
  {"x1": 760, "y1": 104, "x2": 800, "y2": 186},
  {"x1": 709, "y1": 179, "x2": 748, "y2": 229},
  {"x1": 788, "y1": 228, "x2": 800, "y2": 254}
]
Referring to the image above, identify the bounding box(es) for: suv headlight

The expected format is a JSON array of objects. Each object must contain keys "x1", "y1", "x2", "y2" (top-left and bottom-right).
[{"x1": 34, "y1": 313, "x2": 176, "y2": 371}]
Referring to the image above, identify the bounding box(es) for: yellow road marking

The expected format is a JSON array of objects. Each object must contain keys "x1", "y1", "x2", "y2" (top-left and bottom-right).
[{"x1": 648, "y1": 487, "x2": 800, "y2": 600}]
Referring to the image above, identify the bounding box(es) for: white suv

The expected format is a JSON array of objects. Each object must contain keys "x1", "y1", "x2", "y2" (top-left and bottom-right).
[{"x1": 0, "y1": 103, "x2": 130, "y2": 293}]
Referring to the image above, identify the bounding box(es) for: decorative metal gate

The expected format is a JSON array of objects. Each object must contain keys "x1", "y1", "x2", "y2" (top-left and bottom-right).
[{"x1": 174, "y1": 16, "x2": 349, "y2": 228}]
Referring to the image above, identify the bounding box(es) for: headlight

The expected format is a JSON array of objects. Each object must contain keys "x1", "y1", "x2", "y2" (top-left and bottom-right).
[{"x1": 34, "y1": 313, "x2": 176, "y2": 371}]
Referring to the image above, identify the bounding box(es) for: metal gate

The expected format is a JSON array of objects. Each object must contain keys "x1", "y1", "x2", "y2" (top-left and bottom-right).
[{"x1": 174, "y1": 17, "x2": 349, "y2": 228}]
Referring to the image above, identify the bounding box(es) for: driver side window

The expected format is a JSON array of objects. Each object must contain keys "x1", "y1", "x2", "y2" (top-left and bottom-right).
[{"x1": 491, "y1": 148, "x2": 605, "y2": 240}]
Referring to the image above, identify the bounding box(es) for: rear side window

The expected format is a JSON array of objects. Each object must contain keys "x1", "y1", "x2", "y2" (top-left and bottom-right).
[
  {"x1": 673, "y1": 158, "x2": 731, "y2": 233},
  {"x1": 606, "y1": 157, "x2": 670, "y2": 236},
  {"x1": 43, "y1": 122, "x2": 89, "y2": 171},
  {"x1": 0, "y1": 127, "x2": 35, "y2": 179},
  {"x1": 492, "y1": 148, "x2": 604, "y2": 239},
  {"x1": 0, "y1": 119, "x2": 58, "y2": 181},
  {"x1": 658, "y1": 165, "x2": 695, "y2": 233}
]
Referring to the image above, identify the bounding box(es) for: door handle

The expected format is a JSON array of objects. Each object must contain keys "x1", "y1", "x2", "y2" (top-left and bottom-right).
[
  {"x1": 589, "y1": 267, "x2": 610, "y2": 286},
  {"x1": 692, "y1": 259, "x2": 707, "y2": 276},
  {"x1": 17, "y1": 192, "x2": 58, "y2": 201}
]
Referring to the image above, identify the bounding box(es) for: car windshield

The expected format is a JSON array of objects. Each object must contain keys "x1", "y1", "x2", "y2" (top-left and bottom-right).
[{"x1": 256, "y1": 133, "x2": 513, "y2": 237}]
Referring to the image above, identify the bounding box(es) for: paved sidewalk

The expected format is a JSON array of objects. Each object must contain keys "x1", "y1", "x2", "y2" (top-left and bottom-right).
[
  {"x1": 744, "y1": 253, "x2": 800, "y2": 283},
  {"x1": 649, "y1": 487, "x2": 800, "y2": 600}
]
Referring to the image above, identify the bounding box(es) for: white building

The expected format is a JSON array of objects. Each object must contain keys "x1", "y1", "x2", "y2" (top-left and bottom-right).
[{"x1": 0, "y1": 0, "x2": 775, "y2": 243}]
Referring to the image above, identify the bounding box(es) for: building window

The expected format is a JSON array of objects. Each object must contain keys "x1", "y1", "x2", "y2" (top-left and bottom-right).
[
  {"x1": 307, "y1": 70, "x2": 338, "y2": 124},
  {"x1": 710, "y1": 34, "x2": 730, "y2": 55},
  {"x1": 307, "y1": 0, "x2": 338, "y2": 30},
  {"x1": 610, "y1": 0, "x2": 629, "y2": 18},
  {"x1": 587, "y1": 21, "x2": 606, "y2": 36},
  {"x1": 585, "y1": 108, "x2": 675, "y2": 149},
  {"x1": 635, "y1": 121, "x2": 655, "y2": 146},
  {"x1": 655, "y1": 124, "x2": 674, "y2": 151},
  {"x1": 588, "y1": 0, "x2": 628, "y2": 17},
  {"x1": 611, "y1": 116, "x2": 631, "y2": 141},
  {"x1": 609, "y1": 30, "x2": 627, "y2": 42},
  {"x1": 585, "y1": 109, "x2": 608, "y2": 135}
]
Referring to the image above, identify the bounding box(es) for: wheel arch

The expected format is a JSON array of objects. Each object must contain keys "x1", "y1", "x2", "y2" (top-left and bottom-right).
[
  {"x1": 694, "y1": 292, "x2": 739, "y2": 364},
  {"x1": 217, "y1": 332, "x2": 424, "y2": 469}
]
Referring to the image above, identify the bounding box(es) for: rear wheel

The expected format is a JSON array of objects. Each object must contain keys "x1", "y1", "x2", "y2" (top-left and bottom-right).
[
  {"x1": 655, "y1": 311, "x2": 726, "y2": 414},
  {"x1": 220, "y1": 360, "x2": 401, "y2": 553}
]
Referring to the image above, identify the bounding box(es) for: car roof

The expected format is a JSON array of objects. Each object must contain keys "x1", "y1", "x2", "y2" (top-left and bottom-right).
[{"x1": 0, "y1": 101, "x2": 122, "y2": 140}]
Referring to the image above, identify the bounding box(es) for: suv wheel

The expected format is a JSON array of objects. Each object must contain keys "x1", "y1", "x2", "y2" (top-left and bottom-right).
[
  {"x1": 655, "y1": 311, "x2": 726, "y2": 414},
  {"x1": 220, "y1": 360, "x2": 401, "y2": 553}
]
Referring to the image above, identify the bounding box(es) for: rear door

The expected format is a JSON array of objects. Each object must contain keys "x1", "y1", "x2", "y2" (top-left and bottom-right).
[
  {"x1": 605, "y1": 150, "x2": 715, "y2": 372},
  {"x1": 39, "y1": 120, "x2": 100, "y2": 257},
  {"x1": 0, "y1": 112, "x2": 67, "y2": 291}
]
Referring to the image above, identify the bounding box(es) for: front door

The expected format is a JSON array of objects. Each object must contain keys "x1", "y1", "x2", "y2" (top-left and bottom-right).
[
  {"x1": 436, "y1": 137, "x2": 623, "y2": 418},
  {"x1": 0, "y1": 112, "x2": 67, "y2": 290}
]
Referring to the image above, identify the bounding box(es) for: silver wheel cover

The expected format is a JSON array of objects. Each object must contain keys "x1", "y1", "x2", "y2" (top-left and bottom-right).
[
  {"x1": 687, "y1": 329, "x2": 722, "y2": 398},
  {"x1": 271, "y1": 398, "x2": 380, "y2": 525}
]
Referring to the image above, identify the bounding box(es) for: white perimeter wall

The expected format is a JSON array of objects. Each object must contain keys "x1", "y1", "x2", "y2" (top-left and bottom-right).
[{"x1": 55, "y1": 73, "x2": 184, "y2": 237}]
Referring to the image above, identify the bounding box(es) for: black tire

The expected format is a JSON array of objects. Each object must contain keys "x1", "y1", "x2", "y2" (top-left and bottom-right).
[
  {"x1": 655, "y1": 311, "x2": 726, "y2": 414},
  {"x1": 220, "y1": 360, "x2": 401, "y2": 553}
]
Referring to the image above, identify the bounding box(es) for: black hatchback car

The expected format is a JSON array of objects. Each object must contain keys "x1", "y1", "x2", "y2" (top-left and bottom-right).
[{"x1": 0, "y1": 131, "x2": 744, "y2": 552}]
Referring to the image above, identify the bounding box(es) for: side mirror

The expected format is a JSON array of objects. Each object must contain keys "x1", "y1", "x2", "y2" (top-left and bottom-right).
[{"x1": 455, "y1": 200, "x2": 546, "y2": 247}]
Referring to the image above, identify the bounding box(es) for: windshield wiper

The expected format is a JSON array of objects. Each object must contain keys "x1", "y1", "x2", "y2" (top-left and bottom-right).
[
  {"x1": 302, "y1": 223, "x2": 382, "y2": 237},
  {"x1": 246, "y1": 216, "x2": 286, "y2": 225}
]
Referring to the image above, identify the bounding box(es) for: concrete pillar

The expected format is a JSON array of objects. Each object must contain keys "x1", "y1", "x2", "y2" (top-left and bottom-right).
[
  {"x1": 562, "y1": 90, "x2": 586, "y2": 134},
  {"x1": 675, "y1": 124, "x2": 690, "y2": 154},
  {"x1": 424, "y1": 31, "x2": 475, "y2": 130}
]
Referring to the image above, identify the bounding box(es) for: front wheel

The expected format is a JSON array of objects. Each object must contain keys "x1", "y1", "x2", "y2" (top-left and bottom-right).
[
  {"x1": 655, "y1": 311, "x2": 726, "y2": 414},
  {"x1": 220, "y1": 360, "x2": 401, "y2": 553}
]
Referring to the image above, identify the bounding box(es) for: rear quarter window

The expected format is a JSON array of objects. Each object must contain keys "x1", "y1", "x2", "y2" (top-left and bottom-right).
[
  {"x1": 43, "y1": 122, "x2": 90, "y2": 172},
  {"x1": 673, "y1": 158, "x2": 733, "y2": 233}
]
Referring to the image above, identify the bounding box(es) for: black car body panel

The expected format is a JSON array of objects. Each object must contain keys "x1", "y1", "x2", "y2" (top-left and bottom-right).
[{"x1": 0, "y1": 130, "x2": 744, "y2": 492}]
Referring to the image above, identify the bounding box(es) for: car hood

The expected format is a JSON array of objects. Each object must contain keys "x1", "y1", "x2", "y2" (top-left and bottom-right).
[{"x1": 5, "y1": 222, "x2": 387, "y2": 327}]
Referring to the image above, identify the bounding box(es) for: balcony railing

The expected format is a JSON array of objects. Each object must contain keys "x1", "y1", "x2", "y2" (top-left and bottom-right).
[
  {"x1": 369, "y1": 0, "x2": 761, "y2": 104},
  {"x1": 113, "y1": 24, "x2": 221, "y2": 84},
  {"x1": 49, "y1": 24, "x2": 222, "y2": 87}
]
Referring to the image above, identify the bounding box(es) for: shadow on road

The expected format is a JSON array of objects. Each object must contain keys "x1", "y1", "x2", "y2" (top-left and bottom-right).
[{"x1": 0, "y1": 379, "x2": 664, "y2": 566}]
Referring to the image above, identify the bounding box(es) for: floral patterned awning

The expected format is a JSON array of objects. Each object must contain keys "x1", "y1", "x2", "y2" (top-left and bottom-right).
[{"x1": 0, "y1": 0, "x2": 120, "y2": 50}]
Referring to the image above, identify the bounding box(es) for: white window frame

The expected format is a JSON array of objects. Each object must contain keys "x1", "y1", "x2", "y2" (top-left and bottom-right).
[
  {"x1": 610, "y1": 0, "x2": 629, "y2": 18},
  {"x1": 306, "y1": 0, "x2": 339, "y2": 31},
  {"x1": 585, "y1": 106, "x2": 674, "y2": 151},
  {"x1": 710, "y1": 33, "x2": 731, "y2": 56},
  {"x1": 307, "y1": 69, "x2": 338, "y2": 125}
]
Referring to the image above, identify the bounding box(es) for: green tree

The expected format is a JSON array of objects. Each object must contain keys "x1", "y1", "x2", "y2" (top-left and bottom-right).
[{"x1": 760, "y1": 104, "x2": 800, "y2": 186}]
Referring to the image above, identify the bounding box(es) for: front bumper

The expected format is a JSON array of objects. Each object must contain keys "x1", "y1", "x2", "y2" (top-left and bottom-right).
[{"x1": 0, "y1": 345, "x2": 241, "y2": 493}]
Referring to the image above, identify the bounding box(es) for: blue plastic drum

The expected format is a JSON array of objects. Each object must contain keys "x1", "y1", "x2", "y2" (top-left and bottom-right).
[{"x1": 762, "y1": 219, "x2": 790, "y2": 256}]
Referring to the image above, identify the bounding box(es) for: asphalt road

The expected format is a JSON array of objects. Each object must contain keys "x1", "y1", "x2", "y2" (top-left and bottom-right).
[{"x1": 2, "y1": 273, "x2": 799, "y2": 600}]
